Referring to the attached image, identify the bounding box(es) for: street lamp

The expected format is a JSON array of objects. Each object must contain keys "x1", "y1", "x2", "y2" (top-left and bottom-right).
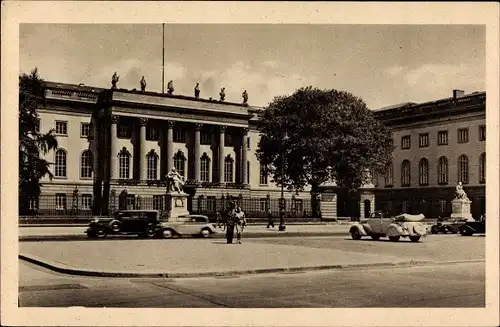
[{"x1": 279, "y1": 133, "x2": 288, "y2": 231}]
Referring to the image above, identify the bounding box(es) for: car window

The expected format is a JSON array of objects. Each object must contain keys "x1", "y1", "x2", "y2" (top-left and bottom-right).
[{"x1": 194, "y1": 217, "x2": 207, "y2": 222}]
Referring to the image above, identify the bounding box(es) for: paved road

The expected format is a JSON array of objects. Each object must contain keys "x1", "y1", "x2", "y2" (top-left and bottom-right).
[{"x1": 19, "y1": 260, "x2": 484, "y2": 307}]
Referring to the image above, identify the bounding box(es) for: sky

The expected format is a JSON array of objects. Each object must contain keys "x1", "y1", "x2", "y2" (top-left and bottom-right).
[{"x1": 20, "y1": 24, "x2": 485, "y2": 109}]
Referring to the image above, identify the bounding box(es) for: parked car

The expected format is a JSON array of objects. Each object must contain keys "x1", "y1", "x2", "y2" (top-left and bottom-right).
[
  {"x1": 459, "y1": 217, "x2": 486, "y2": 236},
  {"x1": 158, "y1": 214, "x2": 217, "y2": 239},
  {"x1": 349, "y1": 211, "x2": 428, "y2": 242},
  {"x1": 430, "y1": 219, "x2": 466, "y2": 234},
  {"x1": 86, "y1": 210, "x2": 160, "y2": 239}
]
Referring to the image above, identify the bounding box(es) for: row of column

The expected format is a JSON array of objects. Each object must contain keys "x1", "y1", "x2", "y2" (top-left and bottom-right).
[{"x1": 109, "y1": 115, "x2": 248, "y2": 184}]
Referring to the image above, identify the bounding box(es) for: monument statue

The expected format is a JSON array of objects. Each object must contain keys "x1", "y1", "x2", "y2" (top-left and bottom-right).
[
  {"x1": 166, "y1": 168, "x2": 185, "y2": 193},
  {"x1": 362, "y1": 168, "x2": 372, "y2": 185},
  {"x1": 194, "y1": 83, "x2": 200, "y2": 98},
  {"x1": 242, "y1": 90, "x2": 248, "y2": 105},
  {"x1": 167, "y1": 80, "x2": 174, "y2": 95},
  {"x1": 219, "y1": 87, "x2": 226, "y2": 101},
  {"x1": 454, "y1": 182, "x2": 469, "y2": 200},
  {"x1": 111, "y1": 72, "x2": 119, "y2": 89},
  {"x1": 140, "y1": 76, "x2": 146, "y2": 91}
]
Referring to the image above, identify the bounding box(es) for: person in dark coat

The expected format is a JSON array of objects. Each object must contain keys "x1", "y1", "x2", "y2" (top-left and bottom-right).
[
  {"x1": 224, "y1": 203, "x2": 236, "y2": 244},
  {"x1": 266, "y1": 209, "x2": 274, "y2": 228}
]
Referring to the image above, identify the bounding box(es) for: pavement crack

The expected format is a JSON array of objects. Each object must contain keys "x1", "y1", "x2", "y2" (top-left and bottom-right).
[{"x1": 148, "y1": 281, "x2": 232, "y2": 308}]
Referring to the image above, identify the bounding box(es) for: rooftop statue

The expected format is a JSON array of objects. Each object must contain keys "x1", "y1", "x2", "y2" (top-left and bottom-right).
[
  {"x1": 167, "y1": 80, "x2": 174, "y2": 95},
  {"x1": 219, "y1": 87, "x2": 226, "y2": 101},
  {"x1": 111, "y1": 72, "x2": 119, "y2": 89},
  {"x1": 454, "y1": 182, "x2": 469, "y2": 200},
  {"x1": 242, "y1": 90, "x2": 248, "y2": 105},
  {"x1": 166, "y1": 168, "x2": 185, "y2": 193},
  {"x1": 194, "y1": 83, "x2": 200, "y2": 98},
  {"x1": 140, "y1": 76, "x2": 146, "y2": 91}
]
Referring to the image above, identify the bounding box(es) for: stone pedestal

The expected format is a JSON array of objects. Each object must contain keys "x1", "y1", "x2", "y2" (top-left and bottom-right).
[
  {"x1": 450, "y1": 199, "x2": 472, "y2": 220},
  {"x1": 359, "y1": 189, "x2": 375, "y2": 219},
  {"x1": 165, "y1": 192, "x2": 190, "y2": 221},
  {"x1": 318, "y1": 180, "x2": 339, "y2": 221}
]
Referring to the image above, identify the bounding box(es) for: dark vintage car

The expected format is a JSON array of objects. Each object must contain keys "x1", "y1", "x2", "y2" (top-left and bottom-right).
[
  {"x1": 86, "y1": 210, "x2": 160, "y2": 239},
  {"x1": 430, "y1": 219, "x2": 466, "y2": 234},
  {"x1": 459, "y1": 218, "x2": 486, "y2": 236}
]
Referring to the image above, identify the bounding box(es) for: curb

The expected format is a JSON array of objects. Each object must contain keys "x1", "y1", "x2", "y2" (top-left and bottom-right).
[
  {"x1": 19, "y1": 253, "x2": 484, "y2": 279},
  {"x1": 19, "y1": 232, "x2": 351, "y2": 242},
  {"x1": 19, "y1": 222, "x2": 349, "y2": 228}
]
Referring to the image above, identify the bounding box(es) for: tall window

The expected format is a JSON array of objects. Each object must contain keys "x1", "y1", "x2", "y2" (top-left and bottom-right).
[
  {"x1": 439, "y1": 199, "x2": 447, "y2": 215},
  {"x1": 260, "y1": 198, "x2": 267, "y2": 211},
  {"x1": 174, "y1": 128, "x2": 185, "y2": 143},
  {"x1": 147, "y1": 151, "x2": 158, "y2": 180},
  {"x1": 438, "y1": 156, "x2": 448, "y2": 185},
  {"x1": 80, "y1": 150, "x2": 93, "y2": 179},
  {"x1": 438, "y1": 131, "x2": 448, "y2": 145},
  {"x1": 118, "y1": 148, "x2": 131, "y2": 179},
  {"x1": 401, "y1": 160, "x2": 411, "y2": 187},
  {"x1": 418, "y1": 158, "x2": 429, "y2": 185},
  {"x1": 419, "y1": 133, "x2": 429, "y2": 148},
  {"x1": 384, "y1": 162, "x2": 394, "y2": 187},
  {"x1": 54, "y1": 149, "x2": 67, "y2": 178},
  {"x1": 200, "y1": 154, "x2": 210, "y2": 182},
  {"x1": 224, "y1": 134, "x2": 234, "y2": 146},
  {"x1": 56, "y1": 194, "x2": 67, "y2": 210},
  {"x1": 401, "y1": 135, "x2": 411, "y2": 149},
  {"x1": 247, "y1": 161, "x2": 250, "y2": 184},
  {"x1": 247, "y1": 137, "x2": 251, "y2": 149},
  {"x1": 174, "y1": 150, "x2": 186, "y2": 177},
  {"x1": 153, "y1": 195, "x2": 163, "y2": 210},
  {"x1": 147, "y1": 126, "x2": 159, "y2": 141},
  {"x1": 118, "y1": 123, "x2": 130, "y2": 138},
  {"x1": 458, "y1": 155, "x2": 469, "y2": 184},
  {"x1": 80, "y1": 122, "x2": 90, "y2": 138},
  {"x1": 224, "y1": 155, "x2": 234, "y2": 183},
  {"x1": 201, "y1": 131, "x2": 211, "y2": 145},
  {"x1": 479, "y1": 125, "x2": 486, "y2": 141},
  {"x1": 372, "y1": 171, "x2": 379, "y2": 187},
  {"x1": 260, "y1": 163, "x2": 268, "y2": 185},
  {"x1": 457, "y1": 128, "x2": 469, "y2": 143},
  {"x1": 479, "y1": 153, "x2": 486, "y2": 183},
  {"x1": 55, "y1": 121, "x2": 67, "y2": 135},
  {"x1": 81, "y1": 194, "x2": 92, "y2": 210}
]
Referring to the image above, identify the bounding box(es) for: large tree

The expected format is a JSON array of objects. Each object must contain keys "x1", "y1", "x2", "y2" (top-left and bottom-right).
[
  {"x1": 19, "y1": 68, "x2": 58, "y2": 213},
  {"x1": 256, "y1": 86, "x2": 393, "y2": 216}
]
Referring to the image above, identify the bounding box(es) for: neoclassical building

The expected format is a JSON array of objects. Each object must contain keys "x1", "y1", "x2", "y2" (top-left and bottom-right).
[{"x1": 32, "y1": 81, "x2": 486, "y2": 219}]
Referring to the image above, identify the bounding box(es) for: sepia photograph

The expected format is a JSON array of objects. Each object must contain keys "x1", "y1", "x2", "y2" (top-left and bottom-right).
[{"x1": 2, "y1": 2, "x2": 499, "y2": 327}]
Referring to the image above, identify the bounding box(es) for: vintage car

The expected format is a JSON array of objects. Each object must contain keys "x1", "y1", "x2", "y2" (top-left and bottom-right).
[
  {"x1": 349, "y1": 211, "x2": 428, "y2": 242},
  {"x1": 430, "y1": 219, "x2": 466, "y2": 234},
  {"x1": 86, "y1": 210, "x2": 160, "y2": 239},
  {"x1": 158, "y1": 214, "x2": 217, "y2": 239},
  {"x1": 459, "y1": 217, "x2": 486, "y2": 236}
]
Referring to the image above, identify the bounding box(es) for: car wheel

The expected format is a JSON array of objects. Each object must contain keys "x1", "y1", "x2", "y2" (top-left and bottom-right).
[
  {"x1": 162, "y1": 228, "x2": 174, "y2": 239},
  {"x1": 110, "y1": 221, "x2": 121, "y2": 233},
  {"x1": 389, "y1": 236, "x2": 400, "y2": 242},
  {"x1": 200, "y1": 228, "x2": 211, "y2": 238},
  {"x1": 351, "y1": 229, "x2": 362, "y2": 240},
  {"x1": 370, "y1": 235, "x2": 380, "y2": 240},
  {"x1": 460, "y1": 228, "x2": 473, "y2": 236},
  {"x1": 431, "y1": 226, "x2": 438, "y2": 234},
  {"x1": 146, "y1": 225, "x2": 156, "y2": 238},
  {"x1": 409, "y1": 236, "x2": 420, "y2": 242},
  {"x1": 95, "y1": 227, "x2": 107, "y2": 239}
]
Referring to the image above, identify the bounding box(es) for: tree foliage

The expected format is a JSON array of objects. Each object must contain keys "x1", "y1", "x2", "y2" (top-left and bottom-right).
[
  {"x1": 256, "y1": 86, "x2": 393, "y2": 196},
  {"x1": 19, "y1": 68, "x2": 58, "y2": 203}
]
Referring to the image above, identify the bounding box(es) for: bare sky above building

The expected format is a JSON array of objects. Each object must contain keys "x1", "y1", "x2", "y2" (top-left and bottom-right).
[{"x1": 20, "y1": 24, "x2": 485, "y2": 109}]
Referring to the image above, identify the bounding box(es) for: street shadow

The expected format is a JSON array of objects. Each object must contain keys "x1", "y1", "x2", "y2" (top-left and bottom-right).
[{"x1": 343, "y1": 238, "x2": 426, "y2": 244}]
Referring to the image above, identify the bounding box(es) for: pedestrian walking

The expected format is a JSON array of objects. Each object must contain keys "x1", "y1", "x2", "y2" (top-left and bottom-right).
[
  {"x1": 224, "y1": 202, "x2": 236, "y2": 244},
  {"x1": 216, "y1": 210, "x2": 223, "y2": 228},
  {"x1": 266, "y1": 209, "x2": 274, "y2": 228},
  {"x1": 234, "y1": 206, "x2": 247, "y2": 244}
]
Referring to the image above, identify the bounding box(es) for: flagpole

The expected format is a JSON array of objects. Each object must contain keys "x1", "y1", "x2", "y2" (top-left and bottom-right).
[{"x1": 162, "y1": 23, "x2": 165, "y2": 94}]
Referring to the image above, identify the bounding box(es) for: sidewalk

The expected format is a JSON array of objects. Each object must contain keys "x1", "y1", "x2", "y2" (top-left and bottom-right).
[{"x1": 19, "y1": 238, "x2": 459, "y2": 278}]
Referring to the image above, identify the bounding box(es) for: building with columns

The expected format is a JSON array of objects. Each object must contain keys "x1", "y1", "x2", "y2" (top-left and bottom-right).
[{"x1": 31, "y1": 81, "x2": 485, "y2": 219}]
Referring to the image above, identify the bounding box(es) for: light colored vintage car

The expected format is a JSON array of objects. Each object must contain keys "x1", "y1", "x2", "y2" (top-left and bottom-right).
[
  {"x1": 349, "y1": 211, "x2": 428, "y2": 242},
  {"x1": 157, "y1": 214, "x2": 217, "y2": 239}
]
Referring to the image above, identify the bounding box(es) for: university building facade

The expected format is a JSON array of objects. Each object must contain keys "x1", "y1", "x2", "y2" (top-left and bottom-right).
[{"x1": 30, "y1": 81, "x2": 486, "y2": 219}]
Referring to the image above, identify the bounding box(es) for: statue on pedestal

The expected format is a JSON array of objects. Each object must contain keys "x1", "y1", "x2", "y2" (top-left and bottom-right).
[
  {"x1": 361, "y1": 168, "x2": 372, "y2": 186},
  {"x1": 454, "y1": 182, "x2": 469, "y2": 200},
  {"x1": 219, "y1": 87, "x2": 226, "y2": 101},
  {"x1": 140, "y1": 76, "x2": 146, "y2": 91},
  {"x1": 166, "y1": 168, "x2": 185, "y2": 193},
  {"x1": 242, "y1": 90, "x2": 248, "y2": 105},
  {"x1": 194, "y1": 83, "x2": 200, "y2": 98},
  {"x1": 167, "y1": 80, "x2": 174, "y2": 95},
  {"x1": 111, "y1": 72, "x2": 119, "y2": 89}
]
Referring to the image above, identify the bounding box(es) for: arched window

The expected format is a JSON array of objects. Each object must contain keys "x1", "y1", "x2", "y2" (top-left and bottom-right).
[
  {"x1": 80, "y1": 150, "x2": 93, "y2": 179},
  {"x1": 401, "y1": 160, "x2": 411, "y2": 187},
  {"x1": 54, "y1": 149, "x2": 67, "y2": 177},
  {"x1": 247, "y1": 161, "x2": 250, "y2": 184},
  {"x1": 146, "y1": 150, "x2": 158, "y2": 180},
  {"x1": 118, "y1": 147, "x2": 131, "y2": 179},
  {"x1": 174, "y1": 150, "x2": 186, "y2": 177},
  {"x1": 418, "y1": 158, "x2": 429, "y2": 185},
  {"x1": 438, "y1": 156, "x2": 448, "y2": 185},
  {"x1": 384, "y1": 162, "x2": 394, "y2": 187},
  {"x1": 200, "y1": 153, "x2": 210, "y2": 182},
  {"x1": 458, "y1": 155, "x2": 469, "y2": 184},
  {"x1": 479, "y1": 153, "x2": 486, "y2": 183},
  {"x1": 224, "y1": 155, "x2": 234, "y2": 183}
]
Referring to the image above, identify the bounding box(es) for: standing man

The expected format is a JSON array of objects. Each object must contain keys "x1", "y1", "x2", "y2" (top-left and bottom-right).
[
  {"x1": 266, "y1": 209, "x2": 274, "y2": 228},
  {"x1": 234, "y1": 206, "x2": 247, "y2": 244},
  {"x1": 224, "y1": 202, "x2": 236, "y2": 244}
]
